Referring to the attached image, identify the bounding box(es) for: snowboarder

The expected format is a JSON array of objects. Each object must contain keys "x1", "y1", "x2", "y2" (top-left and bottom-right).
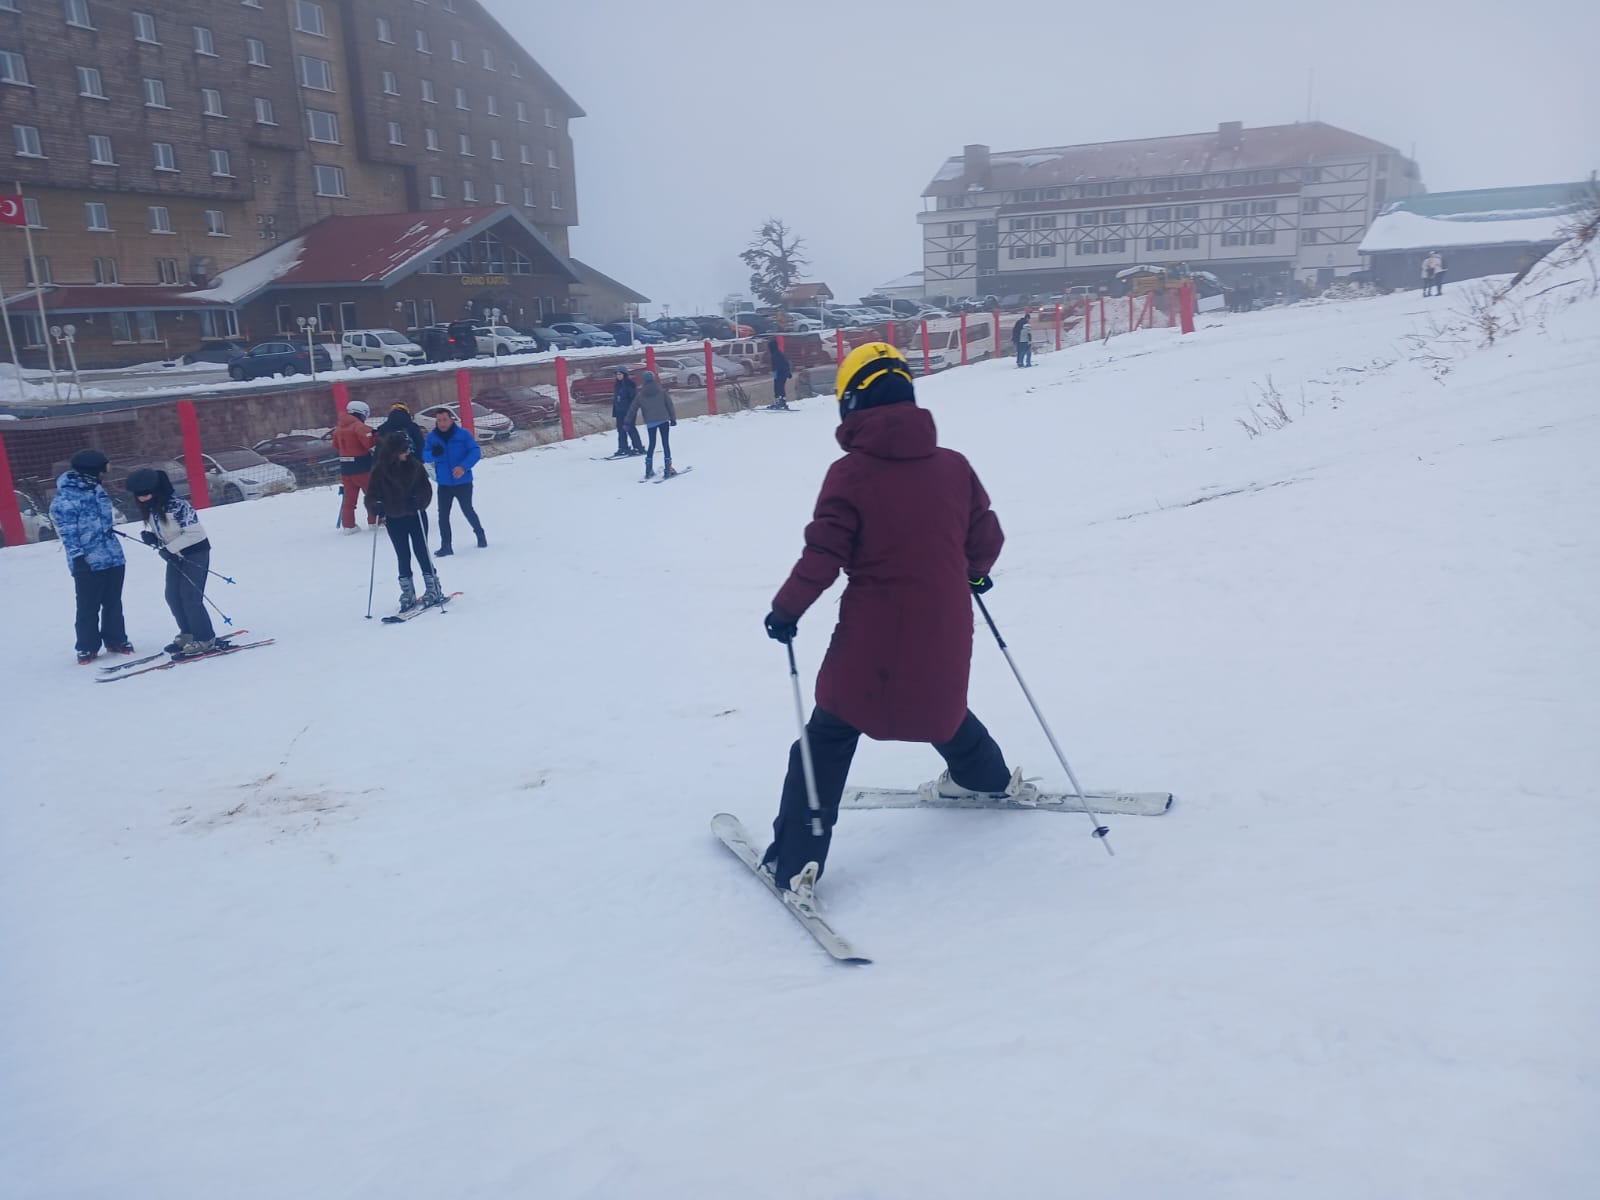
[
  {"x1": 768, "y1": 338, "x2": 793, "y2": 410},
  {"x1": 627, "y1": 370, "x2": 678, "y2": 479},
  {"x1": 612, "y1": 368, "x2": 644, "y2": 455},
  {"x1": 365, "y1": 432, "x2": 444, "y2": 612},
  {"x1": 1421, "y1": 250, "x2": 1446, "y2": 297},
  {"x1": 48, "y1": 449, "x2": 131, "y2": 664},
  {"x1": 1016, "y1": 317, "x2": 1034, "y2": 367},
  {"x1": 333, "y1": 399, "x2": 377, "y2": 533},
  {"x1": 126, "y1": 467, "x2": 217, "y2": 658},
  {"x1": 758, "y1": 342, "x2": 1036, "y2": 901},
  {"x1": 423, "y1": 407, "x2": 485, "y2": 556}
]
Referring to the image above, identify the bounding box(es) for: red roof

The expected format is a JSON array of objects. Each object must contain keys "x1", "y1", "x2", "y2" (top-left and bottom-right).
[
  {"x1": 925, "y1": 121, "x2": 1404, "y2": 196},
  {"x1": 784, "y1": 282, "x2": 834, "y2": 301}
]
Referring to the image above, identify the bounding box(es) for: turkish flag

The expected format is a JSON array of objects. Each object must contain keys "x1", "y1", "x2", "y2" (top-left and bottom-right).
[{"x1": 0, "y1": 196, "x2": 25, "y2": 226}]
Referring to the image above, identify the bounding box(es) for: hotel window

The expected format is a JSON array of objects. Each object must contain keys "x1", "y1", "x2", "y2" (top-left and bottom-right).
[
  {"x1": 482, "y1": 47, "x2": 494, "y2": 69},
  {"x1": 1177, "y1": 205, "x2": 1199, "y2": 220},
  {"x1": 298, "y1": 55, "x2": 334, "y2": 91},
  {"x1": 22, "y1": 197, "x2": 41, "y2": 227},
  {"x1": 156, "y1": 257, "x2": 180, "y2": 283},
  {"x1": 1301, "y1": 229, "x2": 1319, "y2": 244},
  {"x1": 1076, "y1": 240, "x2": 1099, "y2": 255},
  {"x1": 88, "y1": 134, "x2": 114, "y2": 164},
  {"x1": 313, "y1": 163, "x2": 346, "y2": 196},
  {"x1": 294, "y1": 0, "x2": 325, "y2": 36},
  {"x1": 1076, "y1": 212, "x2": 1098, "y2": 227},
  {"x1": 1037, "y1": 243, "x2": 1057, "y2": 257},
  {"x1": 421, "y1": 79, "x2": 435, "y2": 102},
  {"x1": 201, "y1": 88, "x2": 224, "y2": 116},
  {"x1": 519, "y1": 144, "x2": 532, "y2": 164},
  {"x1": 489, "y1": 138, "x2": 502, "y2": 160},
  {"x1": 148, "y1": 205, "x2": 173, "y2": 233},
  {"x1": 428, "y1": 174, "x2": 445, "y2": 198},
  {"x1": 424, "y1": 127, "x2": 440, "y2": 151},
  {"x1": 1301, "y1": 197, "x2": 1320, "y2": 214},
  {"x1": 209, "y1": 148, "x2": 232, "y2": 176},
  {"x1": 23, "y1": 257, "x2": 51, "y2": 285},
  {"x1": 549, "y1": 188, "x2": 561, "y2": 209},
  {"x1": 93, "y1": 256, "x2": 118, "y2": 283},
  {"x1": 65, "y1": 0, "x2": 93, "y2": 28},
  {"x1": 254, "y1": 97, "x2": 276, "y2": 125},
  {"x1": 84, "y1": 201, "x2": 111, "y2": 230},
  {"x1": 1146, "y1": 237, "x2": 1170, "y2": 251},
  {"x1": 142, "y1": 77, "x2": 167, "y2": 107},
  {"x1": 382, "y1": 70, "x2": 399, "y2": 95},
  {"x1": 462, "y1": 179, "x2": 477, "y2": 202},
  {"x1": 1249, "y1": 200, "x2": 1277, "y2": 214},
  {"x1": 454, "y1": 86, "x2": 468, "y2": 110},
  {"x1": 415, "y1": 29, "x2": 430, "y2": 53},
  {"x1": 193, "y1": 25, "x2": 216, "y2": 56},
  {"x1": 387, "y1": 121, "x2": 405, "y2": 145},
  {"x1": 305, "y1": 108, "x2": 339, "y2": 143},
  {"x1": 516, "y1": 100, "x2": 528, "y2": 122},
  {"x1": 522, "y1": 185, "x2": 534, "y2": 207},
  {"x1": 132, "y1": 11, "x2": 158, "y2": 43},
  {"x1": 152, "y1": 141, "x2": 177, "y2": 171},
  {"x1": 0, "y1": 49, "x2": 29, "y2": 85},
  {"x1": 485, "y1": 94, "x2": 498, "y2": 116},
  {"x1": 546, "y1": 147, "x2": 557, "y2": 168},
  {"x1": 1221, "y1": 232, "x2": 1245, "y2": 246},
  {"x1": 77, "y1": 66, "x2": 106, "y2": 97},
  {"x1": 11, "y1": 124, "x2": 43, "y2": 156},
  {"x1": 946, "y1": 251, "x2": 965, "y2": 265},
  {"x1": 246, "y1": 39, "x2": 268, "y2": 67},
  {"x1": 493, "y1": 182, "x2": 506, "y2": 203},
  {"x1": 1102, "y1": 238, "x2": 1125, "y2": 252},
  {"x1": 1148, "y1": 207, "x2": 1171, "y2": 221},
  {"x1": 1177, "y1": 234, "x2": 1198, "y2": 249},
  {"x1": 376, "y1": 16, "x2": 393, "y2": 42},
  {"x1": 205, "y1": 209, "x2": 228, "y2": 235},
  {"x1": 449, "y1": 39, "x2": 464, "y2": 62},
  {"x1": 544, "y1": 106, "x2": 555, "y2": 127},
  {"x1": 458, "y1": 132, "x2": 472, "y2": 155},
  {"x1": 1249, "y1": 230, "x2": 1276, "y2": 245}
]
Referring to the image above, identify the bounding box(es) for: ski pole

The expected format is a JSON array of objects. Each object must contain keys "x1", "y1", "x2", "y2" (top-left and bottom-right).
[
  {"x1": 786, "y1": 641, "x2": 824, "y2": 840},
  {"x1": 364, "y1": 519, "x2": 379, "y2": 619},
  {"x1": 114, "y1": 528, "x2": 236, "y2": 585},
  {"x1": 973, "y1": 593, "x2": 1113, "y2": 855}
]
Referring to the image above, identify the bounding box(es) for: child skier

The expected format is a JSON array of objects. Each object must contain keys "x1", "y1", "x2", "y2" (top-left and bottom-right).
[
  {"x1": 365, "y1": 432, "x2": 444, "y2": 612},
  {"x1": 126, "y1": 467, "x2": 217, "y2": 658},
  {"x1": 627, "y1": 370, "x2": 678, "y2": 478},
  {"x1": 759, "y1": 342, "x2": 1037, "y2": 901},
  {"x1": 48, "y1": 448, "x2": 132, "y2": 663}
]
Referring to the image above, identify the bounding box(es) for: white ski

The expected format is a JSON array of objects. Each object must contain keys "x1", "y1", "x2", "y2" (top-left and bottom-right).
[
  {"x1": 841, "y1": 784, "x2": 1173, "y2": 817},
  {"x1": 711, "y1": 813, "x2": 871, "y2": 965}
]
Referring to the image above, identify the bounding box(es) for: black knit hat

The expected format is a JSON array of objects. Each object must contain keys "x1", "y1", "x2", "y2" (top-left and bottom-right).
[
  {"x1": 125, "y1": 466, "x2": 170, "y2": 499},
  {"x1": 69, "y1": 449, "x2": 109, "y2": 478}
]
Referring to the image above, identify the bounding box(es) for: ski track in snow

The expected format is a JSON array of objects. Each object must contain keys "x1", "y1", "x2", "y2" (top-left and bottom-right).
[{"x1": 2, "y1": 269, "x2": 1598, "y2": 1199}]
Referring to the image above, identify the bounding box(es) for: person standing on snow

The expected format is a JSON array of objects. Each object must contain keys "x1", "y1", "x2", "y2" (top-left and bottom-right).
[
  {"x1": 612, "y1": 368, "x2": 644, "y2": 456},
  {"x1": 768, "y1": 337, "x2": 793, "y2": 410},
  {"x1": 366, "y1": 433, "x2": 444, "y2": 613},
  {"x1": 1013, "y1": 313, "x2": 1033, "y2": 367},
  {"x1": 126, "y1": 467, "x2": 217, "y2": 659},
  {"x1": 48, "y1": 449, "x2": 132, "y2": 664},
  {"x1": 375, "y1": 402, "x2": 425, "y2": 457},
  {"x1": 627, "y1": 370, "x2": 678, "y2": 479},
  {"x1": 1421, "y1": 250, "x2": 1446, "y2": 297},
  {"x1": 423, "y1": 408, "x2": 486, "y2": 556},
  {"x1": 758, "y1": 342, "x2": 1037, "y2": 902},
  {"x1": 333, "y1": 399, "x2": 377, "y2": 533}
]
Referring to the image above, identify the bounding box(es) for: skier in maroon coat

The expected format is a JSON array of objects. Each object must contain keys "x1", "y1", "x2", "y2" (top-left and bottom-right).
[{"x1": 760, "y1": 342, "x2": 1038, "y2": 897}]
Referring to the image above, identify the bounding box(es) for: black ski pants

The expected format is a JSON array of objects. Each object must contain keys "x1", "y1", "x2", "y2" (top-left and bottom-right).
[
  {"x1": 71, "y1": 560, "x2": 127, "y2": 655},
  {"x1": 164, "y1": 546, "x2": 215, "y2": 642},
  {"x1": 385, "y1": 514, "x2": 433, "y2": 578},
  {"x1": 647, "y1": 423, "x2": 672, "y2": 459},
  {"x1": 616, "y1": 416, "x2": 644, "y2": 454},
  {"x1": 437, "y1": 483, "x2": 482, "y2": 549},
  {"x1": 763, "y1": 708, "x2": 1012, "y2": 887}
]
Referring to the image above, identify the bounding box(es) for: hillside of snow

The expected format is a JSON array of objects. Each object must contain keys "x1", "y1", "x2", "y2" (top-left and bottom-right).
[{"x1": 2, "y1": 255, "x2": 1597, "y2": 1198}]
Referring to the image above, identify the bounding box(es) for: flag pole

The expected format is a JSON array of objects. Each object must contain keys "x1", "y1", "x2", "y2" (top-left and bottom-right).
[
  {"x1": 14, "y1": 182, "x2": 60, "y2": 401},
  {"x1": 0, "y1": 272, "x2": 21, "y2": 376}
]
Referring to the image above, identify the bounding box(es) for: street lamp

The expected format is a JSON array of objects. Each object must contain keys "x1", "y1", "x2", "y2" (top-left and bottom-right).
[
  {"x1": 295, "y1": 315, "x2": 321, "y2": 380},
  {"x1": 49, "y1": 323, "x2": 84, "y2": 400},
  {"x1": 483, "y1": 306, "x2": 504, "y2": 360}
]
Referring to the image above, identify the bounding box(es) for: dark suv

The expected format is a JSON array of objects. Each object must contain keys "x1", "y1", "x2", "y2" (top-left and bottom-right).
[{"x1": 227, "y1": 341, "x2": 334, "y2": 381}]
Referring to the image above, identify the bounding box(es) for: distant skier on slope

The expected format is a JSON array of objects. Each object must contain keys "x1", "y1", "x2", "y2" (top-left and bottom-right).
[
  {"x1": 758, "y1": 342, "x2": 1038, "y2": 901},
  {"x1": 768, "y1": 337, "x2": 793, "y2": 410},
  {"x1": 365, "y1": 432, "x2": 444, "y2": 613},
  {"x1": 627, "y1": 370, "x2": 678, "y2": 479}
]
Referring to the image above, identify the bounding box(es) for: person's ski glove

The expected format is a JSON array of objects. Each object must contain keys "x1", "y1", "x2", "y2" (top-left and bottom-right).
[
  {"x1": 968, "y1": 575, "x2": 995, "y2": 596},
  {"x1": 140, "y1": 530, "x2": 160, "y2": 547},
  {"x1": 158, "y1": 548, "x2": 179, "y2": 565},
  {"x1": 763, "y1": 610, "x2": 798, "y2": 644}
]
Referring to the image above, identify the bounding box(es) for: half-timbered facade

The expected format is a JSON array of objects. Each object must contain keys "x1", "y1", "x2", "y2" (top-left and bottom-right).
[{"x1": 919, "y1": 123, "x2": 1423, "y2": 298}]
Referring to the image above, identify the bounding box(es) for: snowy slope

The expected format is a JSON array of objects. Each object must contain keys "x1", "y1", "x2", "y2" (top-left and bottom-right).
[{"x1": 2, "y1": 260, "x2": 1598, "y2": 1198}]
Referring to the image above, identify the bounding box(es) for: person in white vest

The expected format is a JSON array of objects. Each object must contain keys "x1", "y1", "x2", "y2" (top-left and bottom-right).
[{"x1": 1421, "y1": 251, "x2": 1446, "y2": 297}]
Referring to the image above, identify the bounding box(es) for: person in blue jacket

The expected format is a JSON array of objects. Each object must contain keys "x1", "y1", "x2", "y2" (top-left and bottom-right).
[
  {"x1": 423, "y1": 407, "x2": 485, "y2": 556},
  {"x1": 612, "y1": 368, "x2": 645, "y2": 456},
  {"x1": 47, "y1": 448, "x2": 132, "y2": 663}
]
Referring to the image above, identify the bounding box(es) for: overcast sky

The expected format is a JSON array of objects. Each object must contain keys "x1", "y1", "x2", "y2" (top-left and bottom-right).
[{"x1": 489, "y1": 0, "x2": 1599, "y2": 315}]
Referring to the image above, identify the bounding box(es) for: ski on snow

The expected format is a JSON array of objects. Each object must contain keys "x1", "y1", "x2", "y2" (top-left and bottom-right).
[
  {"x1": 95, "y1": 638, "x2": 276, "y2": 682},
  {"x1": 841, "y1": 784, "x2": 1174, "y2": 817},
  {"x1": 640, "y1": 467, "x2": 694, "y2": 484},
  {"x1": 711, "y1": 813, "x2": 870, "y2": 965},
  {"x1": 381, "y1": 592, "x2": 463, "y2": 623},
  {"x1": 98, "y1": 630, "x2": 252, "y2": 673}
]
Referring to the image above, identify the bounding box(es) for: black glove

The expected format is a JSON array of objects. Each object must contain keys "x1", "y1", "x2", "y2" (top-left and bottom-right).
[
  {"x1": 72, "y1": 555, "x2": 90, "y2": 575},
  {"x1": 140, "y1": 530, "x2": 160, "y2": 547},
  {"x1": 158, "y1": 547, "x2": 179, "y2": 565},
  {"x1": 373, "y1": 500, "x2": 386, "y2": 517},
  {"x1": 968, "y1": 575, "x2": 995, "y2": 596},
  {"x1": 670, "y1": 420, "x2": 678, "y2": 427},
  {"x1": 763, "y1": 610, "x2": 798, "y2": 644}
]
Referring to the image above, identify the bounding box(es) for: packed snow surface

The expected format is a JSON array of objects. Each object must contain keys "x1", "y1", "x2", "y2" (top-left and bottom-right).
[{"x1": 2, "y1": 256, "x2": 1597, "y2": 1198}]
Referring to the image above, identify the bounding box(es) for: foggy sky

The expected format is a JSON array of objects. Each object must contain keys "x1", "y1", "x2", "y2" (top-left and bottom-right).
[{"x1": 490, "y1": 0, "x2": 1599, "y2": 315}]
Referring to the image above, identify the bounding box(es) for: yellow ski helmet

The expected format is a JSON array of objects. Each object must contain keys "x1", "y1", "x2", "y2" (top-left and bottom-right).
[{"x1": 836, "y1": 341, "x2": 914, "y2": 414}]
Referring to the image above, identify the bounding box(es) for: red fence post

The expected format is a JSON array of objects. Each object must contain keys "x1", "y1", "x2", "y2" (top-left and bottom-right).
[
  {"x1": 1099, "y1": 296, "x2": 1106, "y2": 337},
  {"x1": 919, "y1": 319, "x2": 931, "y2": 375},
  {"x1": 177, "y1": 400, "x2": 211, "y2": 510},
  {"x1": 703, "y1": 339, "x2": 718, "y2": 415},
  {"x1": 959, "y1": 311, "x2": 968, "y2": 365},
  {"x1": 331, "y1": 380, "x2": 351, "y2": 416},
  {"x1": 1083, "y1": 297, "x2": 1092, "y2": 342},
  {"x1": 1180, "y1": 282, "x2": 1197, "y2": 335},
  {"x1": 991, "y1": 308, "x2": 1001, "y2": 358},
  {"x1": 455, "y1": 367, "x2": 475, "y2": 437},
  {"x1": 1127, "y1": 295, "x2": 1134, "y2": 330},
  {"x1": 0, "y1": 433, "x2": 27, "y2": 548},
  {"x1": 1168, "y1": 288, "x2": 1177, "y2": 328},
  {"x1": 834, "y1": 328, "x2": 845, "y2": 366},
  {"x1": 555, "y1": 356, "x2": 575, "y2": 440},
  {"x1": 1054, "y1": 303, "x2": 1062, "y2": 351},
  {"x1": 644, "y1": 344, "x2": 657, "y2": 376}
]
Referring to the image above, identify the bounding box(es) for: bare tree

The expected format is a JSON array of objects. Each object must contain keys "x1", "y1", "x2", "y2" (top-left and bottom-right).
[{"x1": 740, "y1": 218, "x2": 809, "y2": 307}]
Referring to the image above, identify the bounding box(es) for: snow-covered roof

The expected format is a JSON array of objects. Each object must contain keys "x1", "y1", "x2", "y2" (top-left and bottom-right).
[
  {"x1": 1359, "y1": 183, "x2": 1590, "y2": 254},
  {"x1": 874, "y1": 271, "x2": 925, "y2": 292}
]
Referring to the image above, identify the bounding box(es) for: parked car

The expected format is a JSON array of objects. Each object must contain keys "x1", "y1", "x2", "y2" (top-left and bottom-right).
[
  {"x1": 179, "y1": 340, "x2": 249, "y2": 366},
  {"x1": 689, "y1": 316, "x2": 739, "y2": 340},
  {"x1": 474, "y1": 325, "x2": 540, "y2": 356},
  {"x1": 200, "y1": 448, "x2": 298, "y2": 504},
  {"x1": 650, "y1": 355, "x2": 740, "y2": 388},
  {"x1": 547, "y1": 321, "x2": 617, "y2": 348},
  {"x1": 473, "y1": 385, "x2": 560, "y2": 425},
  {"x1": 227, "y1": 341, "x2": 334, "y2": 381},
  {"x1": 650, "y1": 317, "x2": 702, "y2": 342},
  {"x1": 601, "y1": 322, "x2": 665, "y2": 346},
  {"x1": 444, "y1": 319, "x2": 480, "y2": 360},
  {"x1": 252, "y1": 433, "x2": 340, "y2": 486},
  {"x1": 734, "y1": 312, "x2": 778, "y2": 335},
  {"x1": 340, "y1": 329, "x2": 425, "y2": 369},
  {"x1": 417, "y1": 402, "x2": 515, "y2": 441},
  {"x1": 1, "y1": 488, "x2": 55, "y2": 545},
  {"x1": 527, "y1": 325, "x2": 578, "y2": 350}
]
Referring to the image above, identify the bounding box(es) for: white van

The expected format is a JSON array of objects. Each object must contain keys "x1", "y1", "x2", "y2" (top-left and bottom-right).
[{"x1": 340, "y1": 329, "x2": 425, "y2": 369}]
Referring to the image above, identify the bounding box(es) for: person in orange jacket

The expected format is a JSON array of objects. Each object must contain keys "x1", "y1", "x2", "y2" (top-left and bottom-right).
[{"x1": 332, "y1": 399, "x2": 378, "y2": 532}]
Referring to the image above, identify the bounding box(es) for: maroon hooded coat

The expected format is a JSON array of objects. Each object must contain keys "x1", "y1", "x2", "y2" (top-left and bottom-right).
[{"x1": 773, "y1": 403, "x2": 1003, "y2": 743}]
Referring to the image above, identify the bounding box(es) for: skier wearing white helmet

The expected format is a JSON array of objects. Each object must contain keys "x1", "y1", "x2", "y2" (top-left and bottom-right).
[{"x1": 333, "y1": 399, "x2": 378, "y2": 531}]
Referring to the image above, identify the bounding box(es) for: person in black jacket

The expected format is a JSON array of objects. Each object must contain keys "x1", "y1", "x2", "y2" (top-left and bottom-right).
[
  {"x1": 365, "y1": 433, "x2": 443, "y2": 612},
  {"x1": 374, "y1": 403, "x2": 428, "y2": 535},
  {"x1": 612, "y1": 368, "x2": 645, "y2": 456},
  {"x1": 768, "y1": 338, "x2": 793, "y2": 410}
]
